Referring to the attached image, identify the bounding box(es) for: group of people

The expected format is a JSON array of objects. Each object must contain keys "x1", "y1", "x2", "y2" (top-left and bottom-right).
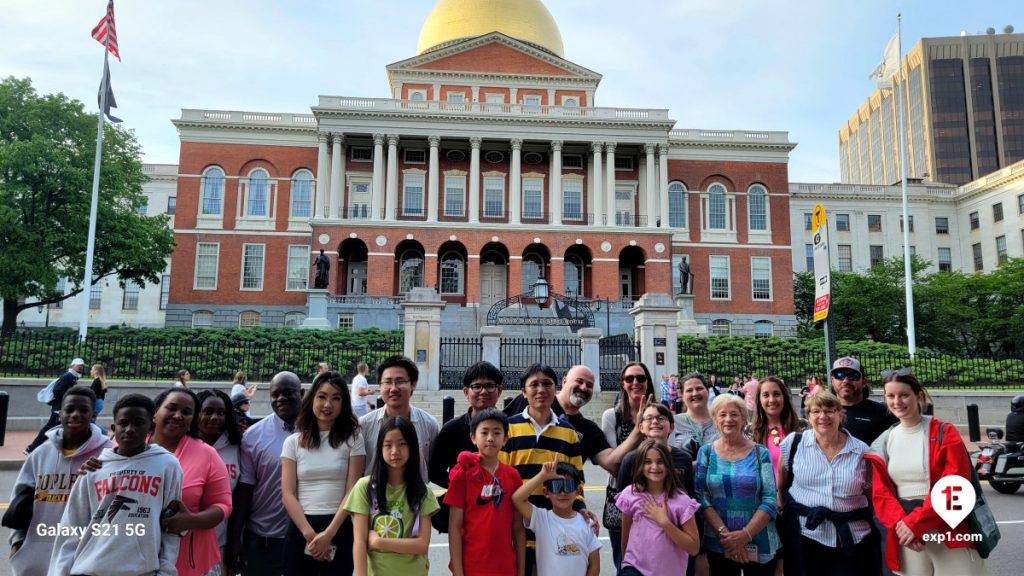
[{"x1": 4, "y1": 354, "x2": 991, "y2": 576}]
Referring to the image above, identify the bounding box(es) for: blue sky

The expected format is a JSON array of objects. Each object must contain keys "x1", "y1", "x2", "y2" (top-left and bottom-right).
[{"x1": 1, "y1": 0, "x2": 1017, "y2": 182}]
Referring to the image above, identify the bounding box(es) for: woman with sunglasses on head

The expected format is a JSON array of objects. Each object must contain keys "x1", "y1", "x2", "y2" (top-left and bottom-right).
[
  {"x1": 600, "y1": 362, "x2": 655, "y2": 576},
  {"x1": 777, "y1": 391, "x2": 880, "y2": 576},
  {"x1": 866, "y1": 370, "x2": 987, "y2": 575}
]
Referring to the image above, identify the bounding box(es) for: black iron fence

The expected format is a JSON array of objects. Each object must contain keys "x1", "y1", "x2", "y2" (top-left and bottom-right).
[
  {"x1": 600, "y1": 335, "x2": 641, "y2": 391},
  {"x1": 677, "y1": 345, "x2": 1024, "y2": 389},
  {"x1": 500, "y1": 337, "x2": 580, "y2": 390},
  {"x1": 439, "y1": 337, "x2": 483, "y2": 390},
  {"x1": 0, "y1": 332, "x2": 404, "y2": 383}
]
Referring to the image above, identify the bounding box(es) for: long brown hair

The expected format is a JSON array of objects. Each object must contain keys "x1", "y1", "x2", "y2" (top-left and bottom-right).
[
  {"x1": 617, "y1": 362, "x2": 655, "y2": 424},
  {"x1": 296, "y1": 371, "x2": 360, "y2": 449},
  {"x1": 751, "y1": 376, "x2": 799, "y2": 444},
  {"x1": 631, "y1": 438, "x2": 683, "y2": 497}
]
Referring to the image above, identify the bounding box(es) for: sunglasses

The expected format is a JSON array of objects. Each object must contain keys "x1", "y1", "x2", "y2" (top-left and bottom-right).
[
  {"x1": 623, "y1": 374, "x2": 648, "y2": 383},
  {"x1": 543, "y1": 478, "x2": 578, "y2": 494},
  {"x1": 881, "y1": 368, "x2": 913, "y2": 380},
  {"x1": 832, "y1": 370, "x2": 862, "y2": 381}
]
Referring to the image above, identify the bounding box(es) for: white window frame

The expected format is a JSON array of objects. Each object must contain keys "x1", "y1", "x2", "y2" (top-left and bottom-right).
[
  {"x1": 668, "y1": 182, "x2": 687, "y2": 228},
  {"x1": 439, "y1": 252, "x2": 465, "y2": 295},
  {"x1": 561, "y1": 96, "x2": 579, "y2": 107},
  {"x1": 747, "y1": 184, "x2": 768, "y2": 232},
  {"x1": 89, "y1": 283, "x2": 103, "y2": 310},
  {"x1": 403, "y1": 149, "x2": 426, "y2": 164},
  {"x1": 240, "y1": 243, "x2": 265, "y2": 291},
  {"x1": 562, "y1": 154, "x2": 583, "y2": 169},
  {"x1": 614, "y1": 156, "x2": 634, "y2": 171},
  {"x1": 708, "y1": 184, "x2": 727, "y2": 230},
  {"x1": 937, "y1": 247, "x2": 952, "y2": 272},
  {"x1": 709, "y1": 255, "x2": 731, "y2": 300},
  {"x1": 444, "y1": 173, "x2": 466, "y2": 217},
  {"x1": 993, "y1": 202, "x2": 1004, "y2": 223},
  {"x1": 402, "y1": 172, "x2": 425, "y2": 216},
  {"x1": 562, "y1": 177, "x2": 583, "y2": 221},
  {"x1": 935, "y1": 217, "x2": 949, "y2": 234},
  {"x1": 522, "y1": 94, "x2": 542, "y2": 106},
  {"x1": 408, "y1": 89, "x2": 427, "y2": 102},
  {"x1": 289, "y1": 169, "x2": 314, "y2": 219},
  {"x1": 159, "y1": 274, "x2": 170, "y2": 310},
  {"x1": 337, "y1": 313, "x2": 355, "y2": 331},
  {"x1": 996, "y1": 235, "x2": 1008, "y2": 265},
  {"x1": 199, "y1": 166, "x2": 225, "y2": 221},
  {"x1": 237, "y1": 168, "x2": 277, "y2": 229},
  {"x1": 835, "y1": 213, "x2": 850, "y2": 232},
  {"x1": 167, "y1": 196, "x2": 177, "y2": 216},
  {"x1": 347, "y1": 177, "x2": 372, "y2": 219},
  {"x1": 242, "y1": 168, "x2": 271, "y2": 218},
  {"x1": 522, "y1": 177, "x2": 544, "y2": 220},
  {"x1": 192, "y1": 310, "x2": 214, "y2": 328},
  {"x1": 284, "y1": 312, "x2": 306, "y2": 327},
  {"x1": 711, "y1": 319, "x2": 732, "y2": 336},
  {"x1": 238, "y1": 311, "x2": 261, "y2": 328},
  {"x1": 447, "y1": 92, "x2": 466, "y2": 103},
  {"x1": 483, "y1": 176, "x2": 505, "y2": 218},
  {"x1": 286, "y1": 245, "x2": 310, "y2": 291},
  {"x1": 350, "y1": 147, "x2": 373, "y2": 162},
  {"x1": 751, "y1": 257, "x2": 772, "y2": 301},
  {"x1": 838, "y1": 244, "x2": 853, "y2": 272},
  {"x1": 122, "y1": 280, "x2": 141, "y2": 311},
  {"x1": 754, "y1": 320, "x2": 774, "y2": 338},
  {"x1": 194, "y1": 242, "x2": 219, "y2": 290}
]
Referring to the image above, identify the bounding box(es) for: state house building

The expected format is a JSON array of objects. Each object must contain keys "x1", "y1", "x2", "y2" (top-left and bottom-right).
[{"x1": 166, "y1": 0, "x2": 797, "y2": 337}]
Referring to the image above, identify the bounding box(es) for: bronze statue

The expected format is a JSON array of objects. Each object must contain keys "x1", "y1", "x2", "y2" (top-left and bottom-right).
[
  {"x1": 678, "y1": 257, "x2": 692, "y2": 294},
  {"x1": 313, "y1": 249, "x2": 330, "y2": 289}
]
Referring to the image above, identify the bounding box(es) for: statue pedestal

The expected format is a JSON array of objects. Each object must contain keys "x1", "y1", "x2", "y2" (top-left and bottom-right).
[
  {"x1": 300, "y1": 289, "x2": 332, "y2": 330},
  {"x1": 674, "y1": 293, "x2": 705, "y2": 336}
]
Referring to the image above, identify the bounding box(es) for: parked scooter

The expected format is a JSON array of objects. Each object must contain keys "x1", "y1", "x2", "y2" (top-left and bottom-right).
[{"x1": 976, "y1": 427, "x2": 1024, "y2": 494}]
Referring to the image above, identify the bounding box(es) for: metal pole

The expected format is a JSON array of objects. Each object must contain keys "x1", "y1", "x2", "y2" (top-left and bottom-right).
[{"x1": 895, "y1": 13, "x2": 917, "y2": 356}]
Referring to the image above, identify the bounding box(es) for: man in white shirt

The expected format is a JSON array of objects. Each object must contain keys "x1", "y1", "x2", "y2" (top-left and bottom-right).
[{"x1": 350, "y1": 362, "x2": 373, "y2": 418}]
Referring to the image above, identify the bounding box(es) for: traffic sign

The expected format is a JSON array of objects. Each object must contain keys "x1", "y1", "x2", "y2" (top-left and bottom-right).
[{"x1": 812, "y1": 204, "x2": 831, "y2": 322}]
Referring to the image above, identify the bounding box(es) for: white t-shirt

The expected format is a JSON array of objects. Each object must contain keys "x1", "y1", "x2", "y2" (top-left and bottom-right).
[
  {"x1": 351, "y1": 374, "x2": 369, "y2": 409},
  {"x1": 527, "y1": 505, "x2": 601, "y2": 575},
  {"x1": 281, "y1": 429, "x2": 366, "y2": 514},
  {"x1": 231, "y1": 383, "x2": 247, "y2": 397},
  {"x1": 887, "y1": 421, "x2": 930, "y2": 498}
]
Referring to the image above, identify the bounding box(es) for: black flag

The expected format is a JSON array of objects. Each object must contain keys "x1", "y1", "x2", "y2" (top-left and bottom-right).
[{"x1": 98, "y1": 58, "x2": 122, "y2": 123}]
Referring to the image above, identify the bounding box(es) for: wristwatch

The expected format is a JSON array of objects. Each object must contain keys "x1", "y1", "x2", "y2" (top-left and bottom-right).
[{"x1": 717, "y1": 525, "x2": 728, "y2": 536}]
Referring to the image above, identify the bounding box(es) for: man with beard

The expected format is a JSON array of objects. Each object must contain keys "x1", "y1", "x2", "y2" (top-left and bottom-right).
[
  {"x1": 225, "y1": 371, "x2": 303, "y2": 576},
  {"x1": 830, "y1": 356, "x2": 896, "y2": 445}
]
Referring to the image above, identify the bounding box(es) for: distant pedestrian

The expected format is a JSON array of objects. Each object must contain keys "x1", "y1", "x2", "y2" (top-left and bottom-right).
[
  {"x1": 26, "y1": 358, "x2": 85, "y2": 454},
  {"x1": 89, "y1": 364, "x2": 108, "y2": 419},
  {"x1": 175, "y1": 368, "x2": 191, "y2": 388},
  {"x1": 232, "y1": 370, "x2": 257, "y2": 399},
  {"x1": 350, "y1": 362, "x2": 373, "y2": 418}
]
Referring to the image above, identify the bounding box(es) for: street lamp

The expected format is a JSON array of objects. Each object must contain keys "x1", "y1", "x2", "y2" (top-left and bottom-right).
[{"x1": 532, "y1": 276, "x2": 550, "y2": 309}]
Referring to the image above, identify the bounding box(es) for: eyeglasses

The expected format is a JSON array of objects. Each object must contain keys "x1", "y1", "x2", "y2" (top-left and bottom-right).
[
  {"x1": 832, "y1": 370, "x2": 862, "y2": 381},
  {"x1": 808, "y1": 408, "x2": 840, "y2": 417},
  {"x1": 543, "y1": 478, "x2": 578, "y2": 494},
  {"x1": 881, "y1": 368, "x2": 913, "y2": 381},
  {"x1": 468, "y1": 382, "x2": 499, "y2": 391},
  {"x1": 642, "y1": 415, "x2": 669, "y2": 423},
  {"x1": 623, "y1": 374, "x2": 648, "y2": 384},
  {"x1": 381, "y1": 378, "x2": 411, "y2": 387}
]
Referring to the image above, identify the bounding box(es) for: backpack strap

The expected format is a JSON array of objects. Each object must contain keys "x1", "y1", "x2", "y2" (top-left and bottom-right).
[{"x1": 781, "y1": 431, "x2": 802, "y2": 492}]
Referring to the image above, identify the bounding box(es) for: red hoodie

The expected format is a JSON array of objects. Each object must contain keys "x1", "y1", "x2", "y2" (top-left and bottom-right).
[{"x1": 865, "y1": 417, "x2": 976, "y2": 572}]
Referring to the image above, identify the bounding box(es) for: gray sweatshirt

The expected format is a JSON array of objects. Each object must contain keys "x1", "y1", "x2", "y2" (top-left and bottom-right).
[
  {"x1": 47, "y1": 444, "x2": 183, "y2": 576},
  {"x1": 8, "y1": 425, "x2": 112, "y2": 576}
]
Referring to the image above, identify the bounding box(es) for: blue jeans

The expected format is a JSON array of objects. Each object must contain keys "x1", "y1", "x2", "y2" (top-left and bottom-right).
[{"x1": 609, "y1": 529, "x2": 623, "y2": 576}]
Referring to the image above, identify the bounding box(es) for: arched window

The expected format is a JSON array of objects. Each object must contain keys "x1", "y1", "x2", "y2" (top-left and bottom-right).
[
  {"x1": 191, "y1": 310, "x2": 213, "y2": 328},
  {"x1": 200, "y1": 167, "x2": 225, "y2": 216},
  {"x1": 284, "y1": 312, "x2": 306, "y2": 327},
  {"x1": 708, "y1": 184, "x2": 726, "y2": 230},
  {"x1": 239, "y1": 311, "x2": 261, "y2": 328},
  {"x1": 291, "y1": 170, "x2": 314, "y2": 218},
  {"x1": 398, "y1": 249, "x2": 424, "y2": 293},
  {"x1": 522, "y1": 254, "x2": 544, "y2": 294},
  {"x1": 564, "y1": 254, "x2": 585, "y2": 297},
  {"x1": 248, "y1": 169, "x2": 269, "y2": 217},
  {"x1": 748, "y1": 184, "x2": 767, "y2": 231},
  {"x1": 668, "y1": 182, "x2": 687, "y2": 227},
  {"x1": 409, "y1": 91, "x2": 426, "y2": 101},
  {"x1": 439, "y1": 252, "x2": 465, "y2": 295},
  {"x1": 711, "y1": 319, "x2": 731, "y2": 336},
  {"x1": 754, "y1": 320, "x2": 774, "y2": 338}
]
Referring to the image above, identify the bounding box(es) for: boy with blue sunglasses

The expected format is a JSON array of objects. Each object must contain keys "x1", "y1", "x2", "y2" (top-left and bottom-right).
[{"x1": 513, "y1": 461, "x2": 600, "y2": 575}]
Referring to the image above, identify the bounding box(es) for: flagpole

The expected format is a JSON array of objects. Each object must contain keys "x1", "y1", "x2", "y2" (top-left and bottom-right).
[
  {"x1": 78, "y1": 46, "x2": 109, "y2": 342},
  {"x1": 895, "y1": 12, "x2": 917, "y2": 357}
]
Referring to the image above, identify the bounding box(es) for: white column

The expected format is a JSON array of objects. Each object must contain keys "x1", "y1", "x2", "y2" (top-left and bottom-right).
[
  {"x1": 385, "y1": 135, "x2": 399, "y2": 220},
  {"x1": 658, "y1": 143, "x2": 670, "y2": 228},
  {"x1": 605, "y1": 142, "x2": 617, "y2": 227},
  {"x1": 645, "y1": 143, "x2": 657, "y2": 228},
  {"x1": 510, "y1": 88, "x2": 519, "y2": 105},
  {"x1": 330, "y1": 133, "x2": 345, "y2": 219},
  {"x1": 427, "y1": 136, "x2": 440, "y2": 222},
  {"x1": 510, "y1": 138, "x2": 522, "y2": 225},
  {"x1": 469, "y1": 137, "x2": 481, "y2": 223},
  {"x1": 372, "y1": 133, "x2": 385, "y2": 219},
  {"x1": 316, "y1": 133, "x2": 329, "y2": 219},
  {"x1": 550, "y1": 140, "x2": 563, "y2": 224},
  {"x1": 591, "y1": 142, "x2": 603, "y2": 225}
]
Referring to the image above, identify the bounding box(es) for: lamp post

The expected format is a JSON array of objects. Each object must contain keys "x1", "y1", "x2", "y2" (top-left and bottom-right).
[{"x1": 532, "y1": 277, "x2": 550, "y2": 309}]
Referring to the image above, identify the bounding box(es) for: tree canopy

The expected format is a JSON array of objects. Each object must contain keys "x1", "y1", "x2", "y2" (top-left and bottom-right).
[{"x1": 0, "y1": 76, "x2": 175, "y2": 334}]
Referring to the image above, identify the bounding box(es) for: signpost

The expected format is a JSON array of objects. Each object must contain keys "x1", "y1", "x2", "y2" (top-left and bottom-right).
[{"x1": 811, "y1": 204, "x2": 836, "y2": 371}]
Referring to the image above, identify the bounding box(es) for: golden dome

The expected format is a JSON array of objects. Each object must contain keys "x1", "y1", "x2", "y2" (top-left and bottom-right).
[{"x1": 417, "y1": 0, "x2": 565, "y2": 58}]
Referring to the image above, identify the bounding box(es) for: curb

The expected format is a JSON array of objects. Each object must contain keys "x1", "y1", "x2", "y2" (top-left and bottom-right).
[{"x1": 0, "y1": 460, "x2": 25, "y2": 471}]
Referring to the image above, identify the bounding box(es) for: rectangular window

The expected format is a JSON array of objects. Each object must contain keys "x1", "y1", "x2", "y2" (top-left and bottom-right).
[
  {"x1": 447, "y1": 92, "x2": 466, "y2": 103},
  {"x1": 993, "y1": 202, "x2": 1004, "y2": 223},
  {"x1": 167, "y1": 196, "x2": 176, "y2": 216},
  {"x1": 89, "y1": 283, "x2": 103, "y2": 310},
  {"x1": 868, "y1": 214, "x2": 882, "y2": 232},
  {"x1": 241, "y1": 244, "x2": 265, "y2": 290},
  {"x1": 159, "y1": 275, "x2": 170, "y2": 310},
  {"x1": 1019, "y1": 194, "x2": 1024, "y2": 215},
  {"x1": 194, "y1": 243, "x2": 219, "y2": 290},
  {"x1": 938, "y1": 248, "x2": 952, "y2": 272},
  {"x1": 483, "y1": 176, "x2": 505, "y2": 217},
  {"x1": 996, "y1": 235, "x2": 1008, "y2": 265},
  {"x1": 404, "y1": 149, "x2": 426, "y2": 164},
  {"x1": 122, "y1": 281, "x2": 141, "y2": 310},
  {"x1": 444, "y1": 175, "x2": 465, "y2": 217},
  {"x1": 523, "y1": 95, "x2": 541, "y2": 106},
  {"x1": 935, "y1": 217, "x2": 949, "y2": 234},
  {"x1": 900, "y1": 215, "x2": 914, "y2": 233},
  {"x1": 709, "y1": 256, "x2": 730, "y2": 300},
  {"x1": 337, "y1": 314, "x2": 354, "y2": 331},
  {"x1": 522, "y1": 178, "x2": 544, "y2": 219},
  {"x1": 562, "y1": 155, "x2": 583, "y2": 169},
  {"x1": 402, "y1": 174, "x2": 424, "y2": 216},
  {"x1": 869, "y1": 245, "x2": 884, "y2": 268},
  {"x1": 350, "y1": 147, "x2": 372, "y2": 162},
  {"x1": 751, "y1": 257, "x2": 772, "y2": 301},
  {"x1": 49, "y1": 277, "x2": 66, "y2": 309},
  {"x1": 349, "y1": 181, "x2": 370, "y2": 219},
  {"x1": 614, "y1": 157, "x2": 634, "y2": 171},
  {"x1": 136, "y1": 201, "x2": 147, "y2": 216},
  {"x1": 291, "y1": 177, "x2": 313, "y2": 218},
  {"x1": 836, "y1": 213, "x2": 850, "y2": 231},
  {"x1": 287, "y1": 245, "x2": 310, "y2": 290},
  {"x1": 973, "y1": 242, "x2": 984, "y2": 271},
  {"x1": 804, "y1": 243, "x2": 814, "y2": 272},
  {"x1": 562, "y1": 179, "x2": 583, "y2": 220},
  {"x1": 838, "y1": 244, "x2": 853, "y2": 272},
  {"x1": 803, "y1": 213, "x2": 813, "y2": 231},
  {"x1": 970, "y1": 211, "x2": 980, "y2": 230}
]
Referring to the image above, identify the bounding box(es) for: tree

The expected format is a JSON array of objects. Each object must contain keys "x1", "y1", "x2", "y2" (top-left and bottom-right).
[{"x1": 0, "y1": 77, "x2": 175, "y2": 335}]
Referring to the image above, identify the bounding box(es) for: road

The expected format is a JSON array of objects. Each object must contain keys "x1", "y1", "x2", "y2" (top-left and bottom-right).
[{"x1": 2, "y1": 462, "x2": 1021, "y2": 575}]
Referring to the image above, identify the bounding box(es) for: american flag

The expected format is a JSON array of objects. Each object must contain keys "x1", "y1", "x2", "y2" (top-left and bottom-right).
[{"x1": 91, "y1": 0, "x2": 120, "y2": 60}]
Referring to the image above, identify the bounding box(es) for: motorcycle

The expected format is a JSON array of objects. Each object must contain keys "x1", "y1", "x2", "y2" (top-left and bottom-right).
[{"x1": 975, "y1": 428, "x2": 1024, "y2": 494}]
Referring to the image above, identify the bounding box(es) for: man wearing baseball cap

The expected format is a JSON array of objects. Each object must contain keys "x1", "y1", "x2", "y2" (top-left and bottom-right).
[
  {"x1": 25, "y1": 358, "x2": 86, "y2": 454},
  {"x1": 829, "y1": 356, "x2": 896, "y2": 445}
]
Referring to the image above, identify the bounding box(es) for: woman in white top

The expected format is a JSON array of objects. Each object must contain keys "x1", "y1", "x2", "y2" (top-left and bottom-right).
[
  {"x1": 196, "y1": 389, "x2": 243, "y2": 571},
  {"x1": 281, "y1": 371, "x2": 365, "y2": 575}
]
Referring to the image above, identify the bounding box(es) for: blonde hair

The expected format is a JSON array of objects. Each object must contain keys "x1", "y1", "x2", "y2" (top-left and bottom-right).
[
  {"x1": 91, "y1": 364, "x2": 107, "y2": 390},
  {"x1": 710, "y1": 393, "x2": 748, "y2": 423}
]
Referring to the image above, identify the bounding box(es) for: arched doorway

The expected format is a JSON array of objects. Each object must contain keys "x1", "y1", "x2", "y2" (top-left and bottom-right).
[
  {"x1": 479, "y1": 242, "x2": 509, "y2": 307},
  {"x1": 394, "y1": 239, "x2": 426, "y2": 295},
  {"x1": 521, "y1": 244, "x2": 551, "y2": 296},
  {"x1": 338, "y1": 238, "x2": 368, "y2": 296},
  {"x1": 618, "y1": 246, "x2": 646, "y2": 301},
  {"x1": 563, "y1": 245, "x2": 592, "y2": 298},
  {"x1": 437, "y1": 240, "x2": 468, "y2": 304}
]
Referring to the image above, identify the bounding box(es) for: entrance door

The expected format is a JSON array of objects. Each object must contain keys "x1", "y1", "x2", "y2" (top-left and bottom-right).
[
  {"x1": 619, "y1": 267, "x2": 633, "y2": 300},
  {"x1": 480, "y1": 263, "x2": 507, "y2": 307},
  {"x1": 347, "y1": 262, "x2": 367, "y2": 295}
]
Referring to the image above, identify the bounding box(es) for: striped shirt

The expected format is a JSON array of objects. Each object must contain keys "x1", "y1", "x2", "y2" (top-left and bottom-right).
[
  {"x1": 780, "y1": 431, "x2": 872, "y2": 547},
  {"x1": 500, "y1": 408, "x2": 584, "y2": 498}
]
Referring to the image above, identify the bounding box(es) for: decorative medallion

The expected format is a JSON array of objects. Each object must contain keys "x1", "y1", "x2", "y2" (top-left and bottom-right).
[
  {"x1": 601, "y1": 241, "x2": 612, "y2": 253},
  {"x1": 375, "y1": 235, "x2": 387, "y2": 247},
  {"x1": 318, "y1": 234, "x2": 330, "y2": 245}
]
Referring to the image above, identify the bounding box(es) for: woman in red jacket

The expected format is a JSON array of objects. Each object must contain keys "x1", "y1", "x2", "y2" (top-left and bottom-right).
[{"x1": 865, "y1": 370, "x2": 986, "y2": 575}]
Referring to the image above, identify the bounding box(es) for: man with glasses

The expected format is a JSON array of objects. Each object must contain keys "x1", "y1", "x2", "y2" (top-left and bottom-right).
[
  {"x1": 359, "y1": 355, "x2": 439, "y2": 479},
  {"x1": 428, "y1": 361, "x2": 504, "y2": 487},
  {"x1": 830, "y1": 356, "x2": 896, "y2": 445}
]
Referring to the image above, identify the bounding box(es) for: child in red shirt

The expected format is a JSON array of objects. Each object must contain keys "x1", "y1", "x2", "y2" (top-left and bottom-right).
[{"x1": 446, "y1": 408, "x2": 525, "y2": 576}]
